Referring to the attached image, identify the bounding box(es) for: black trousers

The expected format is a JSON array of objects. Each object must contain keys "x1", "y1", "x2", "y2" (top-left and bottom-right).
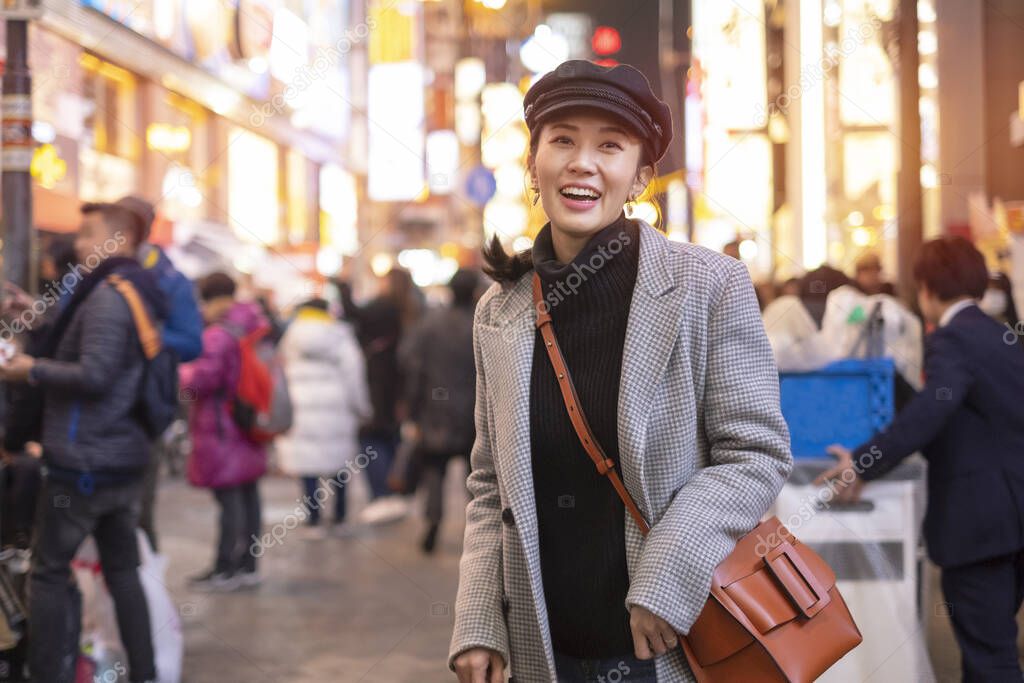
[
  {"x1": 420, "y1": 449, "x2": 469, "y2": 526},
  {"x1": 29, "y1": 477, "x2": 155, "y2": 683},
  {"x1": 940, "y1": 550, "x2": 1024, "y2": 683},
  {"x1": 213, "y1": 481, "x2": 261, "y2": 574}
]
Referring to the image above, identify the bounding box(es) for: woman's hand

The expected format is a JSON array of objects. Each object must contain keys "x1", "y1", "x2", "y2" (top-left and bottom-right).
[
  {"x1": 629, "y1": 604, "x2": 678, "y2": 659},
  {"x1": 453, "y1": 647, "x2": 505, "y2": 683}
]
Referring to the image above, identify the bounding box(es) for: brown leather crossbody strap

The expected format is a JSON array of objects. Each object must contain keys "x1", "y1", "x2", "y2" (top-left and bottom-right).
[{"x1": 531, "y1": 273, "x2": 651, "y2": 536}]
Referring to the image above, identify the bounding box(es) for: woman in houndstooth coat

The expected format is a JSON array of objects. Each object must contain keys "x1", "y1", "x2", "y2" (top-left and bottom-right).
[{"x1": 450, "y1": 61, "x2": 793, "y2": 683}]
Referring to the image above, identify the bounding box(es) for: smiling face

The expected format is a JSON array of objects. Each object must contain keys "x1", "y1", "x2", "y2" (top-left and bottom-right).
[{"x1": 529, "y1": 110, "x2": 653, "y2": 242}]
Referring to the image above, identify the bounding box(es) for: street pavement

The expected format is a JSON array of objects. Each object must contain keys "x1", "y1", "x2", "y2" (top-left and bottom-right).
[{"x1": 154, "y1": 463, "x2": 1017, "y2": 682}]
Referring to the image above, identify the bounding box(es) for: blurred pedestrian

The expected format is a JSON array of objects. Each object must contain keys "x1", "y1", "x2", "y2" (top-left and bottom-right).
[
  {"x1": 276, "y1": 298, "x2": 370, "y2": 539},
  {"x1": 351, "y1": 268, "x2": 422, "y2": 524},
  {"x1": 722, "y1": 239, "x2": 741, "y2": 260},
  {"x1": 179, "y1": 272, "x2": 267, "y2": 591},
  {"x1": 116, "y1": 195, "x2": 203, "y2": 553},
  {"x1": 399, "y1": 269, "x2": 480, "y2": 553},
  {"x1": 820, "y1": 236, "x2": 1024, "y2": 682},
  {"x1": 0, "y1": 202, "x2": 164, "y2": 683},
  {"x1": 979, "y1": 271, "x2": 1020, "y2": 333},
  {"x1": 852, "y1": 252, "x2": 895, "y2": 296},
  {"x1": 450, "y1": 60, "x2": 791, "y2": 683}
]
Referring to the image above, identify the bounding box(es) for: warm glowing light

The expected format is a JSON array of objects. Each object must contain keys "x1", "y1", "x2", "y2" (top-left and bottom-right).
[
  {"x1": 846, "y1": 210, "x2": 865, "y2": 226},
  {"x1": 739, "y1": 239, "x2": 758, "y2": 260},
  {"x1": 852, "y1": 227, "x2": 872, "y2": 247},
  {"x1": 146, "y1": 123, "x2": 192, "y2": 153},
  {"x1": 591, "y1": 26, "x2": 621, "y2": 56},
  {"x1": 371, "y1": 253, "x2": 394, "y2": 277}
]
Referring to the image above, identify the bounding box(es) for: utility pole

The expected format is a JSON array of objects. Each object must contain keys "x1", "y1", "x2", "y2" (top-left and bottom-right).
[
  {"x1": 896, "y1": 0, "x2": 923, "y2": 304},
  {"x1": 1, "y1": 11, "x2": 38, "y2": 295}
]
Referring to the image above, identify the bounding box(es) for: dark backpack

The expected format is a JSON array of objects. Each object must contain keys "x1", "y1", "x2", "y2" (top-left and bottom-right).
[{"x1": 107, "y1": 275, "x2": 178, "y2": 438}]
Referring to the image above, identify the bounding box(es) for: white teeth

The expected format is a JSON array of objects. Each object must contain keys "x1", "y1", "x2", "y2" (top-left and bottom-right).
[{"x1": 560, "y1": 187, "x2": 600, "y2": 200}]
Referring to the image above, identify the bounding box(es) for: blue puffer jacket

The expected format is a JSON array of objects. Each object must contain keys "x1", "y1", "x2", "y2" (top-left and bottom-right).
[{"x1": 139, "y1": 244, "x2": 202, "y2": 362}]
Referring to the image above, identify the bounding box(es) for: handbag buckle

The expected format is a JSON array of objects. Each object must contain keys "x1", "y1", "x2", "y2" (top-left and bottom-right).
[{"x1": 763, "y1": 541, "x2": 831, "y2": 619}]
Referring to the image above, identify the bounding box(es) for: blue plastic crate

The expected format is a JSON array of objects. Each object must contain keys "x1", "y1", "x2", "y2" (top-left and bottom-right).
[{"x1": 779, "y1": 358, "x2": 895, "y2": 459}]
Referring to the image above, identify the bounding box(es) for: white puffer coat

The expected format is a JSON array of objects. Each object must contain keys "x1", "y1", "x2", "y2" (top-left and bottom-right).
[{"x1": 276, "y1": 309, "x2": 371, "y2": 476}]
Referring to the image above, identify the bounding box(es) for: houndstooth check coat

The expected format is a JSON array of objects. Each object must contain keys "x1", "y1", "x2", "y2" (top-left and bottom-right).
[{"x1": 449, "y1": 221, "x2": 793, "y2": 682}]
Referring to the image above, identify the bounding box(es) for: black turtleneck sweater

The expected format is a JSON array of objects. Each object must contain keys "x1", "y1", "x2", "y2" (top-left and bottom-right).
[{"x1": 530, "y1": 213, "x2": 640, "y2": 658}]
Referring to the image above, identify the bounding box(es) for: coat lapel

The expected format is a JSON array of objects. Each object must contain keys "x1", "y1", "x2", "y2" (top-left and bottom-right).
[
  {"x1": 476, "y1": 278, "x2": 555, "y2": 667},
  {"x1": 617, "y1": 222, "x2": 689, "y2": 520}
]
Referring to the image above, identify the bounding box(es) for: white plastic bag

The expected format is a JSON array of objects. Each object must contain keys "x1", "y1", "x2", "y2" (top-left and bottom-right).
[
  {"x1": 73, "y1": 532, "x2": 183, "y2": 683},
  {"x1": 762, "y1": 295, "x2": 836, "y2": 372},
  {"x1": 137, "y1": 531, "x2": 183, "y2": 683},
  {"x1": 820, "y1": 286, "x2": 923, "y2": 389}
]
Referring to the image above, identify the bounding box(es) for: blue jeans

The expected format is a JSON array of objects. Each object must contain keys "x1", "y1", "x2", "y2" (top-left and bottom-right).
[
  {"x1": 301, "y1": 476, "x2": 346, "y2": 524},
  {"x1": 553, "y1": 652, "x2": 658, "y2": 682}
]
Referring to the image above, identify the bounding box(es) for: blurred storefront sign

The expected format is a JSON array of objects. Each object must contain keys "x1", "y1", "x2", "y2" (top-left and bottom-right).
[{"x1": 367, "y1": 62, "x2": 425, "y2": 201}]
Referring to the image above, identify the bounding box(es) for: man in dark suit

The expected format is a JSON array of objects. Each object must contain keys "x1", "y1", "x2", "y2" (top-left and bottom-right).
[{"x1": 820, "y1": 236, "x2": 1024, "y2": 682}]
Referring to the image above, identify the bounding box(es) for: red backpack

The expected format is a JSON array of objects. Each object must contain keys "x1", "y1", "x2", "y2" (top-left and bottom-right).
[{"x1": 223, "y1": 324, "x2": 293, "y2": 443}]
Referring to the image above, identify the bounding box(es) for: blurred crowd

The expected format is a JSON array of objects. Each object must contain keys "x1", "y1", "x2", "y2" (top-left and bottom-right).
[
  {"x1": 1, "y1": 200, "x2": 1022, "y2": 681},
  {"x1": 0, "y1": 198, "x2": 483, "y2": 682}
]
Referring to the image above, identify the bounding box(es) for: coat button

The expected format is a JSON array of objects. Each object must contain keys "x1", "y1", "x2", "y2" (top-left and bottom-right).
[{"x1": 501, "y1": 507, "x2": 515, "y2": 526}]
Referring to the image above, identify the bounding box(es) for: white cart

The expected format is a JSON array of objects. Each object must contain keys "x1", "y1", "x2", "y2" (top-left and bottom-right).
[{"x1": 770, "y1": 458, "x2": 931, "y2": 682}]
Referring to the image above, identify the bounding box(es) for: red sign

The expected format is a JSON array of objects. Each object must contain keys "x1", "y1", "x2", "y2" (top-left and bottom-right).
[{"x1": 592, "y1": 26, "x2": 621, "y2": 56}]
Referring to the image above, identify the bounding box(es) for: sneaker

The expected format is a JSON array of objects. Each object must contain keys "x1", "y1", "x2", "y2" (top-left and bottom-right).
[
  {"x1": 237, "y1": 569, "x2": 262, "y2": 588},
  {"x1": 358, "y1": 495, "x2": 410, "y2": 525},
  {"x1": 188, "y1": 568, "x2": 241, "y2": 592}
]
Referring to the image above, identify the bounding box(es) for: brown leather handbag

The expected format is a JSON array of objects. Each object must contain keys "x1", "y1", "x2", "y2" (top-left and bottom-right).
[{"x1": 531, "y1": 274, "x2": 862, "y2": 682}]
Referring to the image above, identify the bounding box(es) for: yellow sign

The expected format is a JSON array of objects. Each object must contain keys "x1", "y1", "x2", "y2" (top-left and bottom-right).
[
  {"x1": 368, "y1": 0, "x2": 417, "y2": 64},
  {"x1": 30, "y1": 143, "x2": 67, "y2": 189},
  {"x1": 146, "y1": 124, "x2": 192, "y2": 153}
]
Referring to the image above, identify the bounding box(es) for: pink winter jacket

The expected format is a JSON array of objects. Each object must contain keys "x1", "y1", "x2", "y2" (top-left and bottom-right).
[{"x1": 179, "y1": 301, "x2": 268, "y2": 489}]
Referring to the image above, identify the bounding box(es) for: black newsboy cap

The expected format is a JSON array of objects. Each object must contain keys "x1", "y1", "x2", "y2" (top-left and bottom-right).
[{"x1": 523, "y1": 60, "x2": 673, "y2": 163}]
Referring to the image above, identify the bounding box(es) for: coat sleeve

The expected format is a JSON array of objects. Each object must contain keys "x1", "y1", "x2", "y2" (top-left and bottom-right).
[
  {"x1": 161, "y1": 271, "x2": 204, "y2": 362},
  {"x1": 448, "y1": 307, "x2": 509, "y2": 671},
  {"x1": 31, "y1": 286, "x2": 133, "y2": 396},
  {"x1": 179, "y1": 327, "x2": 234, "y2": 399},
  {"x1": 341, "y1": 329, "x2": 372, "y2": 424},
  {"x1": 854, "y1": 331, "x2": 972, "y2": 481},
  {"x1": 625, "y1": 260, "x2": 793, "y2": 635}
]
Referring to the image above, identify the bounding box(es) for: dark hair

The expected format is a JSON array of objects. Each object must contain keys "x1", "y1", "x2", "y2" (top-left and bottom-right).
[
  {"x1": 482, "y1": 234, "x2": 534, "y2": 285},
  {"x1": 449, "y1": 268, "x2": 481, "y2": 308},
  {"x1": 912, "y1": 236, "x2": 988, "y2": 301},
  {"x1": 197, "y1": 271, "x2": 237, "y2": 302},
  {"x1": 80, "y1": 202, "x2": 145, "y2": 247},
  {"x1": 114, "y1": 196, "x2": 155, "y2": 243},
  {"x1": 298, "y1": 297, "x2": 329, "y2": 312}
]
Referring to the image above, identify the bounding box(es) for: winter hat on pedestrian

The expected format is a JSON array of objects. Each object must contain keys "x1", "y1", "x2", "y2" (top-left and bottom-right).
[{"x1": 523, "y1": 60, "x2": 673, "y2": 163}]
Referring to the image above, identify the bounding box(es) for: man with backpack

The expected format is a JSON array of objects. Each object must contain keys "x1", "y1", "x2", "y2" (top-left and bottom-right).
[
  {"x1": 0, "y1": 202, "x2": 164, "y2": 683},
  {"x1": 179, "y1": 272, "x2": 269, "y2": 591},
  {"x1": 115, "y1": 196, "x2": 203, "y2": 552}
]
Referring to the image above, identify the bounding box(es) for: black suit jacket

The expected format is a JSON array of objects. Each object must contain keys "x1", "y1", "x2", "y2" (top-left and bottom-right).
[{"x1": 854, "y1": 304, "x2": 1024, "y2": 568}]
